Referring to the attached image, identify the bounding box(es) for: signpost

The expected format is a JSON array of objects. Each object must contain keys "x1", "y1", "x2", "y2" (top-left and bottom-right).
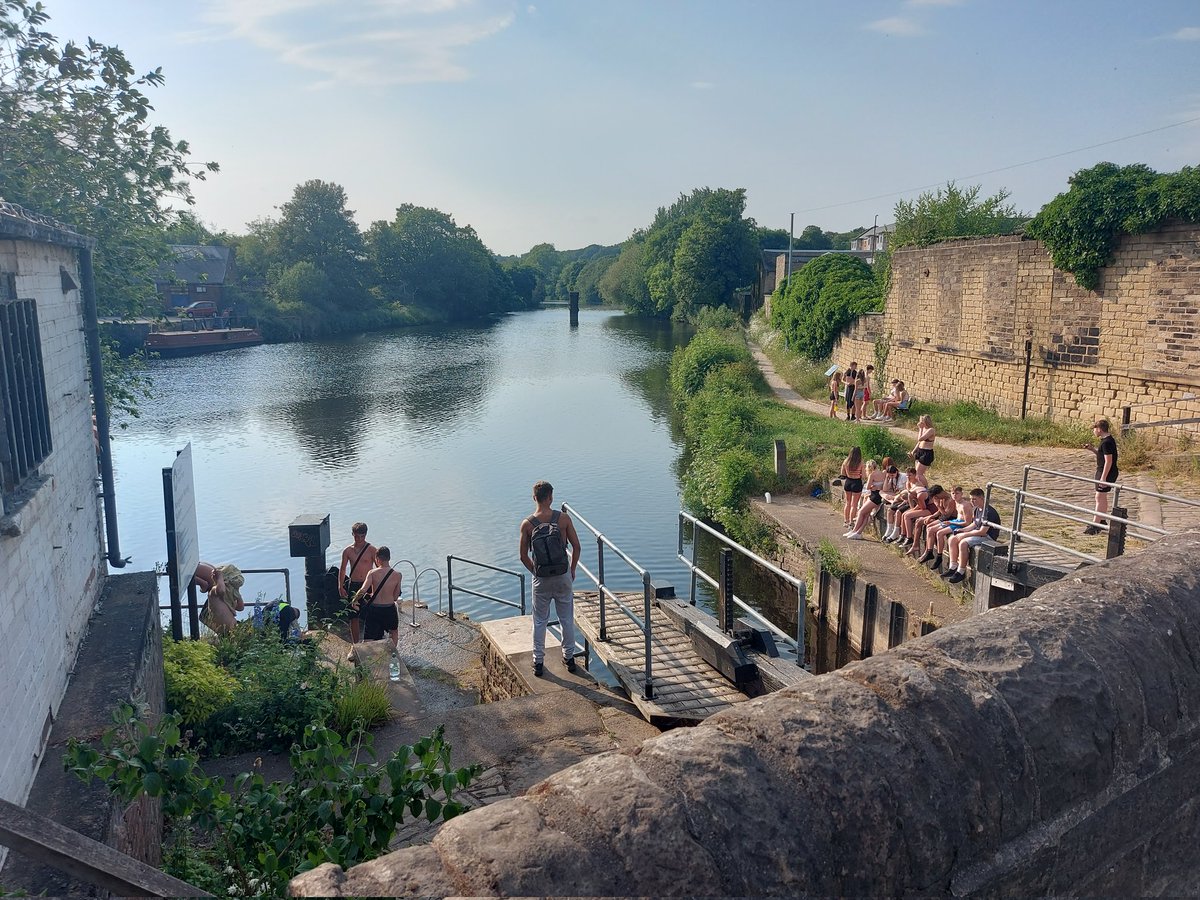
[{"x1": 163, "y1": 443, "x2": 200, "y2": 640}]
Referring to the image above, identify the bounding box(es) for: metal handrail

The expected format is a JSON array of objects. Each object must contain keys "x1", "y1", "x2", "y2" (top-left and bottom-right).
[
  {"x1": 1020, "y1": 464, "x2": 1200, "y2": 510},
  {"x1": 412, "y1": 567, "x2": 442, "y2": 627},
  {"x1": 445, "y1": 555, "x2": 526, "y2": 620},
  {"x1": 562, "y1": 502, "x2": 654, "y2": 700},
  {"x1": 156, "y1": 566, "x2": 291, "y2": 615},
  {"x1": 678, "y1": 511, "x2": 806, "y2": 667}
]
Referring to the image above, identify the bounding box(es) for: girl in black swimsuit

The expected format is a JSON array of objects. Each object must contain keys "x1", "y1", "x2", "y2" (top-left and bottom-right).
[{"x1": 841, "y1": 446, "x2": 864, "y2": 527}]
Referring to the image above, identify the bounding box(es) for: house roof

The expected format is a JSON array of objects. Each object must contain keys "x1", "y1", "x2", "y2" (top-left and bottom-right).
[
  {"x1": 853, "y1": 224, "x2": 895, "y2": 239},
  {"x1": 157, "y1": 244, "x2": 233, "y2": 285}
]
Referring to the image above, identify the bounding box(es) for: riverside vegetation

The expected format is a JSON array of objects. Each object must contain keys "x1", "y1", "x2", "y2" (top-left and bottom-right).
[
  {"x1": 669, "y1": 316, "x2": 906, "y2": 549},
  {"x1": 60, "y1": 624, "x2": 476, "y2": 897}
]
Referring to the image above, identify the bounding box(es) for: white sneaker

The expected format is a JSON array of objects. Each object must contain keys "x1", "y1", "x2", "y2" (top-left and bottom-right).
[{"x1": 846, "y1": 532, "x2": 863, "y2": 540}]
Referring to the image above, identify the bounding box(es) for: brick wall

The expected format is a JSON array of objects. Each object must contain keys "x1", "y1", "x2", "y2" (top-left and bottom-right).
[
  {"x1": 0, "y1": 237, "x2": 105, "y2": 831},
  {"x1": 833, "y1": 224, "x2": 1200, "y2": 436}
]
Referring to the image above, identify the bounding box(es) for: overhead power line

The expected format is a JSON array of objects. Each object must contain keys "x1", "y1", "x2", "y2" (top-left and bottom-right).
[{"x1": 791, "y1": 115, "x2": 1200, "y2": 215}]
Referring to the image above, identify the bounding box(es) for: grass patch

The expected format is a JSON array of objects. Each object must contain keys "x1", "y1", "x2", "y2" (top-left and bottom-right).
[
  {"x1": 331, "y1": 679, "x2": 392, "y2": 734},
  {"x1": 816, "y1": 538, "x2": 860, "y2": 578},
  {"x1": 903, "y1": 400, "x2": 1090, "y2": 448}
]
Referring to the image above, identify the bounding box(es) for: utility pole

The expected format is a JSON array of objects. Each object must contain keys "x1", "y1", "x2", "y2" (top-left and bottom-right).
[{"x1": 786, "y1": 212, "x2": 794, "y2": 283}]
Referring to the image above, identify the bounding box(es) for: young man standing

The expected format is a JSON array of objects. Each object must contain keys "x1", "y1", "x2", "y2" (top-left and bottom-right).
[
  {"x1": 519, "y1": 481, "x2": 582, "y2": 678},
  {"x1": 339, "y1": 522, "x2": 376, "y2": 644},
  {"x1": 352, "y1": 546, "x2": 402, "y2": 652},
  {"x1": 1084, "y1": 419, "x2": 1119, "y2": 535}
]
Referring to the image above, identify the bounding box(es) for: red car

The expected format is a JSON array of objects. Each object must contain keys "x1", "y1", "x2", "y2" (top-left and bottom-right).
[{"x1": 183, "y1": 300, "x2": 218, "y2": 318}]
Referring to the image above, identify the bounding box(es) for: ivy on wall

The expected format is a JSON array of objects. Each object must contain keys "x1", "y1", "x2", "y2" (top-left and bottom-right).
[{"x1": 1027, "y1": 163, "x2": 1200, "y2": 291}]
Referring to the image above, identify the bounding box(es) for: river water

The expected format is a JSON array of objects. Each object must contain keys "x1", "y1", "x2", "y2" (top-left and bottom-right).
[{"x1": 112, "y1": 308, "x2": 713, "y2": 625}]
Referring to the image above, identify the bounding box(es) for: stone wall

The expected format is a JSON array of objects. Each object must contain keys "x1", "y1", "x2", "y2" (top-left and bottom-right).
[
  {"x1": 0, "y1": 233, "x2": 105, "y2": 844},
  {"x1": 834, "y1": 225, "x2": 1200, "y2": 437},
  {"x1": 292, "y1": 532, "x2": 1200, "y2": 897}
]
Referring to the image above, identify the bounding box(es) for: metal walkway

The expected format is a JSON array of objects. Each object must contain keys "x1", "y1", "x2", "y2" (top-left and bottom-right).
[{"x1": 574, "y1": 591, "x2": 751, "y2": 726}]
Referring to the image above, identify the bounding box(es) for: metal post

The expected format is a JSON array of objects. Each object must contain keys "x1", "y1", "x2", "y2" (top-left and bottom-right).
[
  {"x1": 786, "y1": 213, "x2": 794, "y2": 283},
  {"x1": 1007, "y1": 491, "x2": 1024, "y2": 573},
  {"x1": 597, "y1": 537, "x2": 607, "y2": 641},
  {"x1": 569, "y1": 290, "x2": 579, "y2": 327},
  {"x1": 795, "y1": 581, "x2": 806, "y2": 668},
  {"x1": 1106, "y1": 505, "x2": 1128, "y2": 560},
  {"x1": 162, "y1": 468, "x2": 183, "y2": 641},
  {"x1": 518, "y1": 572, "x2": 526, "y2": 615},
  {"x1": 186, "y1": 581, "x2": 200, "y2": 640},
  {"x1": 642, "y1": 572, "x2": 654, "y2": 700},
  {"x1": 1020, "y1": 338, "x2": 1033, "y2": 420},
  {"x1": 718, "y1": 547, "x2": 735, "y2": 634},
  {"x1": 445, "y1": 555, "x2": 455, "y2": 620},
  {"x1": 688, "y1": 519, "x2": 699, "y2": 606},
  {"x1": 1121, "y1": 405, "x2": 1132, "y2": 434}
]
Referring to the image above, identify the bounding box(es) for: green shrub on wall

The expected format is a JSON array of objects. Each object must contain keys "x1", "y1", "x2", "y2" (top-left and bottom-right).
[
  {"x1": 1027, "y1": 162, "x2": 1200, "y2": 291},
  {"x1": 163, "y1": 639, "x2": 236, "y2": 725},
  {"x1": 769, "y1": 254, "x2": 882, "y2": 361}
]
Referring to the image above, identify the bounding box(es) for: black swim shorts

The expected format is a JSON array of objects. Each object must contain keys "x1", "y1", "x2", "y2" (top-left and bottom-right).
[
  {"x1": 844, "y1": 477, "x2": 864, "y2": 493},
  {"x1": 914, "y1": 448, "x2": 934, "y2": 467},
  {"x1": 364, "y1": 602, "x2": 399, "y2": 640}
]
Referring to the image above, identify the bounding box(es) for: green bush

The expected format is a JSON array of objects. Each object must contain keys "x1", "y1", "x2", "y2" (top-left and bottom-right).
[
  {"x1": 65, "y1": 704, "x2": 480, "y2": 898},
  {"x1": 689, "y1": 304, "x2": 743, "y2": 330},
  {"x1": 1027, "y1": 163, "x2": 1200, "y2": 291},
  {"x1": 163, "y1": 639, "x2": 237, "y2": 726},
  {"x1": 669, "y1": 328, "x2": 752, "y2": 400},
  {"x1": 857, "y1": 426, "x2": 907, "y2": 466},
  {"x1": 816, "y1": 538, "x2": 860, "y2": 578},
  {"x1": 769, "y1": 254, "x2": 882, "y2": 361},
  {"x1": 198, "y1": 632, "x2": 343, "y2": 757},
  {"x1": 331, "y1": 679, "x2": 392, "y2": 735}
]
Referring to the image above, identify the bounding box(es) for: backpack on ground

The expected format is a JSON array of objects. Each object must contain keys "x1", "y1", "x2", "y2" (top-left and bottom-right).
[{"x1": 528, "y1": 510, "x2": 569, "y2": 577}]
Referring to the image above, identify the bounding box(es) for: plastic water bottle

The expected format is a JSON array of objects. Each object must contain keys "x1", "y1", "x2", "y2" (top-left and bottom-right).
[{"x1": 389, "y1": 652, "x2": 400, "y2": 682}]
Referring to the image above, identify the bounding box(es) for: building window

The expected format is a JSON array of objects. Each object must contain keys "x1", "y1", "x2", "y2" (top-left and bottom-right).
[
  {"x1": 194, "y1": 285, "x2": 207, "y2": 293},
  {"x1": 0, "y1": 297, "x2": 53, "y2": 500}
]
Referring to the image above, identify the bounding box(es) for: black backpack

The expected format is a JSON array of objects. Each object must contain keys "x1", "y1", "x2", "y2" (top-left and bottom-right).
[{"x1": 528, "y1": 510, "x2": 569, "y2": 577}]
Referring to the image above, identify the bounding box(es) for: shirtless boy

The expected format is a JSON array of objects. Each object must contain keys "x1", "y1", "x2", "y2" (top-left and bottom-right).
[
  {"x1": 339, "y1": 522, "x2": 377, "y2": 643},
  {"x1": 351, "y1": 546, "x2": 403, "y2": 651}
]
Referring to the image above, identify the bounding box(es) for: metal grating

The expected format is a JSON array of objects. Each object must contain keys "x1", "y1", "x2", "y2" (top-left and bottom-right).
[{"x1": 0, "y1": 297, "x2": 53, "y2": 496}]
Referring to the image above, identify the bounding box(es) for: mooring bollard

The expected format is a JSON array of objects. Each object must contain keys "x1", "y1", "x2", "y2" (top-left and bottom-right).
[
  {"x1": 569, "y1": 290, "x2": 579, "y2": 327},
  {"x1": 288, "y1": 514, "x2": 331, "y2": 625}
]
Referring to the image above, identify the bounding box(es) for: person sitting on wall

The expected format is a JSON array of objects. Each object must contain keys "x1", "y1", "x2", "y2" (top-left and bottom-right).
[
  {"x1": 193, "y1": 562, "x2": 246, "y2": 634},
  {"x1": 940, "y1": 488, "x2": 1003, "y2": 585}
]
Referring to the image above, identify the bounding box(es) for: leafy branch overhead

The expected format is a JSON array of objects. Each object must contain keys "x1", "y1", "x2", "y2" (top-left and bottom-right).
[{"x1": 1027, "y1": 162, "x2": 1200, "y2": 291}]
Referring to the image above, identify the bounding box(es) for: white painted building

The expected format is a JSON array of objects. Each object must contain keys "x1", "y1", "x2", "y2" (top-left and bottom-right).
[{"x1": 0, "y1": 205, "x2": 107, "y2": 836}]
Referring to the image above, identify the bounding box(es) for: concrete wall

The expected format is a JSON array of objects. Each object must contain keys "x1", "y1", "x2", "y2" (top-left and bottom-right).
[
  {"x1": 834, "y1": 224, "x2": 1200, "y2": 436},
  {"x1": 293, "y1": 531, "x2": 1200, "y2": 897},
  {"x1": 0, "y1": 237, "x2": 105, "y2": 830}
]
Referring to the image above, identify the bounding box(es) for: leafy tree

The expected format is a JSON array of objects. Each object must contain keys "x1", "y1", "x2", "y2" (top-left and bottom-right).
[
  {"x1": 671, "y1": 212, "x2": 758, "y2": 316},
  {"x1": 794, "y1": 224, "x2": 833, "y2": 250},
  {"x1": 0, "y1": 0, "x2": 217, "y2": 316},
  {"x1": 1026, "y1": 162, "x2": 1200, "y2": 290},
  {"x1": 599, "y1": 236, "x2": 652, "y2": 313},
  {"x1": 367, "y1": 204, "x2": 513, "y2": 320},
  {"x1": 757, "y1": 226, "x2": 791, "y2": 250},
  {"x1": 573, "y1": 254, "x2": 616, "y2": 304},
  {"x1": 828, "y1": 227, "x2": 865, "y2": 251},
  {"x1": 769, "y1": 253, "x2": 881, "y2": 360},
  {"x1": 892, "y1": 182, "x2": 1026, "y2": 248},
  {"x1": 274, "y1": 180, "x2": 369, "y2": 308}
]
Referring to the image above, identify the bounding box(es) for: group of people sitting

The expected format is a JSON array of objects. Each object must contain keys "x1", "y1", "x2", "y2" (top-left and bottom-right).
[
  {"x1": 837, "y1": 452, "x2": 1002, "y2": 584},
  {"x1": 836, "y1": 409, "x2": 1000, "y2": 584},
  {"x1": 829, "y1": 361, "x2": 909, "y2": 422}
]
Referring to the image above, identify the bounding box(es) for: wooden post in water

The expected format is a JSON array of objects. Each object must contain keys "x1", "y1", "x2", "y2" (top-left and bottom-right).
[{"x1": 569, "y1": 290, "x2": 579, "y2": 327}]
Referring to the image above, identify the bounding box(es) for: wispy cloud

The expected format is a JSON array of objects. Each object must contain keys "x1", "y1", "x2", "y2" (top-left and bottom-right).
[
  {"x1": 190, "y1": 0, "x2": 513, "y2": 87},
  {"x1": 864, "y1": 16, "x2": 926, "y2": 37},
  {"x1": 1160, "y1": 26, "x2": 1200, "y2": 41}
]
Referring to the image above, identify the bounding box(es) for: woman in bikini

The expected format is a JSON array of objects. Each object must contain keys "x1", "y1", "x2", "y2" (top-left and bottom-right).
[
  {"x1": 828, "y1": 371, "x2": 842, "y2": 418},
  {"x1": 840, "y1": 446, "x2": 865, "y2": 528},
  {"x1": 846, "y1": 459, "x2": 888, "y2": 539},
  {"x1": 911, "y1": 414, "x2": 936, "y2": 480}
]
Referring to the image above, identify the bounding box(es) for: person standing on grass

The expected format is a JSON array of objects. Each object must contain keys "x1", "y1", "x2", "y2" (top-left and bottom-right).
[
  {"x1": 910, "y1": 414, "x2": 936, "y2": 480},
  {"x1": 829, "y1": 371, "x2": 842, "y2": 418},
  {"x1": 519, "y1": 481, "x2": 582, "y2": 678},
  {"x1": 844, "y1": 361, "x2": 859, "y2": 421},
  {"x1": 1083, "y1": 419, "x2": 1119, "y2": 535}
]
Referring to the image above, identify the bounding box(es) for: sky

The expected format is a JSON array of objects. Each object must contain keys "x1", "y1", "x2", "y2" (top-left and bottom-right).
[{"x1": 37, "y1": 0, "x2": 1200, "y2": 256}]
